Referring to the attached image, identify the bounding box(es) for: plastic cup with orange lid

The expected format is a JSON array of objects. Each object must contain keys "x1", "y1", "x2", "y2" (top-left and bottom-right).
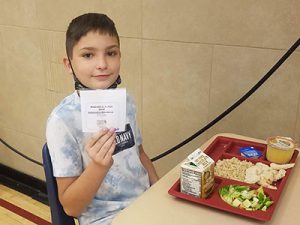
[{"x1": 266, "y1": 136, "x2": 296, "y2": 164}]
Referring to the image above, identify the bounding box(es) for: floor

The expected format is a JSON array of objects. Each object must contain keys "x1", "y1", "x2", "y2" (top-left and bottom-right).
[{"x1": 0, "y1": 184, "x2": 52, "y2": 224}]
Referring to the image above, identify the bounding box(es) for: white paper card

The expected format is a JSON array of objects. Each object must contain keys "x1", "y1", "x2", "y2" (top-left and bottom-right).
[{"x1": 80, "y1": 88, "x2": 126, "y2": 132}]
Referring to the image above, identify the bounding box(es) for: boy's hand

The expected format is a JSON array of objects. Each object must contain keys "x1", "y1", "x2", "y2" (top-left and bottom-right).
[{"x1": 85, "y1": 128, "x2": 116, "y2": 168}]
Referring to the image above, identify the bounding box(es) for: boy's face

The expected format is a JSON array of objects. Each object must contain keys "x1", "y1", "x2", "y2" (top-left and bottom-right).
[{"x1": 66, "y1": 31, "x2": 121, "y2": 90}]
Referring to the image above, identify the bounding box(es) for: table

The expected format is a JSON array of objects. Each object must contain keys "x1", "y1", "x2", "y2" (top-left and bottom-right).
[{"x1": 112, "y1": 133, "x2": 300, "y2": 225}]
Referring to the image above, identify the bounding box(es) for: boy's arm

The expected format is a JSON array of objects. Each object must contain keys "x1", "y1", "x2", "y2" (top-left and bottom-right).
[
  {"x1": 57, "y1": 162, "x2": 109, "y2": 217},
  {"x1": 139, "y1": 145, "x2": 159, "y2": 185},
  {"x1": 56, "y1": 128, "x2": 116, "y2": 217}
]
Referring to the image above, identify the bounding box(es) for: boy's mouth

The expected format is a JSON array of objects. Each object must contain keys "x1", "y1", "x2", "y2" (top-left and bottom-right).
[{"x1": 93, "y1": 74, "x2": 110, "y2": 80}]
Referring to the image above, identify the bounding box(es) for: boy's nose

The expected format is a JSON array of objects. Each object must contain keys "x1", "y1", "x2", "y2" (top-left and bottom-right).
[{"x1": 96, "y1": 56, "x2": 108, "y2": 70}]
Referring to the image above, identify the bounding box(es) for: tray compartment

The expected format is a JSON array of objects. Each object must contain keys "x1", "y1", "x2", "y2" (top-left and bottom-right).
[
  {"x1": 203, "y1": 137, "x2": 232, "y2": 161},
  {"x1": 168, "y1": 178, "x2": 274, "y2": 221},
  {"x1": 225, "y1": 140, "x2": 266, "y2": 159},
  {"x1": 215, "y1": 155, "x2": 285, "y2": 190},
  {"x1": 218, "y1": 152, "x2": 268, "y2": 164}
]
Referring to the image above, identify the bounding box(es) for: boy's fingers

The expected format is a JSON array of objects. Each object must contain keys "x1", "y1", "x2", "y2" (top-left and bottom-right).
[
  {"x1": 86, "y1": 128, "x2": 109, "y2": 148},
  {"x1": 96, "y1": 133, "x2": 116, "y2": 156},
  {"x1": 106, "y1": 140, "x2": 116, "y2": 158},
  {"x1": 94, "y1": 135, "x2": 116, "y2": 163},
  {"x1": 92, "y1": 129, "x2": 115, "y2": 151},
  {"x1": 100, "y1": 139, "x2": 116, "y2": 162}
]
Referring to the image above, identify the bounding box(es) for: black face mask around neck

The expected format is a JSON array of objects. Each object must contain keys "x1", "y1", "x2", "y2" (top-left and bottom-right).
[{"x1": 73, "y1": 73, "x2": 122, "y2": 90}]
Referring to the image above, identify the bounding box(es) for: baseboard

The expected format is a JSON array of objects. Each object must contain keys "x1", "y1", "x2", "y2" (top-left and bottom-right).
[{"x1": 0, "y1": 163, "x2": 49, "y2": 205}]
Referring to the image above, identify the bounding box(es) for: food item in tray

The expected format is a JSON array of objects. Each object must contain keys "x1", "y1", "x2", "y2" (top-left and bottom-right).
[
  {"x1": 219, "y1": 185, "x2": 273, "y2": 211},
  {"x1": 270, "y1": 162, "x2": 295, "y2": 170},
  {"x1": 240, "y1": 147, "x2": 262, "y2": 159},
  {"x1": 180, "y1": 148, "x2": 215, "y2": 198},
  {"x1": 244, "y1": 162, "x2": 295, "y2": 189},
  {"x1": 215, "y1": 156, "x2": 295, "y2": 189},
  {"x1": 215, "y1": 157, "x2": 253, "y2": 182},
  {"x1": 266, "y1": 136, "x2": 296, "y2": 164}
]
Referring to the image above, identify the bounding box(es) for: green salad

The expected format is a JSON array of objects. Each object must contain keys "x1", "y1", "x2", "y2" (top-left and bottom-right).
[{"x1": 219, "y1": 185, "x2": 273, "y2": 211}]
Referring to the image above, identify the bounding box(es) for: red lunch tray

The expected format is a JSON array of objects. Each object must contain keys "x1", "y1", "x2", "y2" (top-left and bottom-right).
[{"x1": 168, "y1": 136, "x2": 299, "y2": 222}]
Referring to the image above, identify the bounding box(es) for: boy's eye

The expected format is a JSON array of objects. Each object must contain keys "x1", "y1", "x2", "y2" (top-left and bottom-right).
[
  {"x1": 106, "y1": 51, "x2": 118, "y2": 56},
  {"x1": 82, "y1": 53, "x2": 93, "y2": 58}
]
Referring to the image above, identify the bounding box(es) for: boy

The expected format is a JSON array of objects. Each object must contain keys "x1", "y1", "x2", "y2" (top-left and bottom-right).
[{"x1": 46, "y1": 13, "x2": 159, "y2": 225}]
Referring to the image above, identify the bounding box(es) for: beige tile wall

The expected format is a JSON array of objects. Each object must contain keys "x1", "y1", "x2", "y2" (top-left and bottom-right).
[
  {"x1": 143, "y1": 0, "x2": 300, "y2": 49},
  {"x1": 206, "y1": 46, "x2": 300, "y2": 139},
  {"x1": 0, "y1": 0, "x2": 299, "y2": 180}
]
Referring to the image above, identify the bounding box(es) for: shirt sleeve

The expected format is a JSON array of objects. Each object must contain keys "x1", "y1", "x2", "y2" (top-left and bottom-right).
[
  {"x1": 46, "y1": 114, "x2": 83, "y2": 177},
  {"x1": 135, "y1": 127, "x2": 142, "y2": 146},
  {"x1": 126, "y1": 94, "x2": 142, "y2": 146}
]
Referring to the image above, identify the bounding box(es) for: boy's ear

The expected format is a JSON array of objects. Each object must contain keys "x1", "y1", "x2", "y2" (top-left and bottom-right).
[{"x1": 63, "y1": 57, "x2": 73, "y2": 74}]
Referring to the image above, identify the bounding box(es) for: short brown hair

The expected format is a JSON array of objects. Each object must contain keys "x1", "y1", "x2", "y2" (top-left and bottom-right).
[{"x1": 66, "y1": 13, "x2": 120, "y2": 59}]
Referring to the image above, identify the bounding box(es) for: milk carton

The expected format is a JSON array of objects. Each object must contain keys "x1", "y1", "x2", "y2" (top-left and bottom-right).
[{"x1": 180, "y1": 148, "x2": 215, "y2": 198}]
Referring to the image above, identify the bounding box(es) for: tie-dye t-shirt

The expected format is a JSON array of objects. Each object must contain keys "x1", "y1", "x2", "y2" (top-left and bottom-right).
[{"x1": 46, "y1": 91, "x2": 150, "y2": 225}]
